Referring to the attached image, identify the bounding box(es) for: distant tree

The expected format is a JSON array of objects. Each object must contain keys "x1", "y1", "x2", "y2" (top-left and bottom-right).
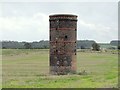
[
  {"x1": 118, "y1": 46, "x2": 120, "y2": 50},
  {"x1": 81, "y1": 46, "x2": 85, "y2": 49},
  {"x1": 2, "y1": 47, "x2": 6, "y2": 49},
  {"x1": 110, "y1": 40, "x2": 120, "y2": 46},
  {"x1": 24, "y1": 43, "x2": 31, "y2": 49},
  {"x1": 92, "y1": 42, "x2": 100, "y2": 51}
]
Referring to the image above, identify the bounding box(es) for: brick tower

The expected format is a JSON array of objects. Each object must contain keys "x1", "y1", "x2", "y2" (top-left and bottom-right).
[{"x1": 49, "y1": 14, "x2": 77, "y2": 75}]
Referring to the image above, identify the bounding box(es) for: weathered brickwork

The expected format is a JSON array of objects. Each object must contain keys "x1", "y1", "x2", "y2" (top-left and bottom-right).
[{"x1": 49, "y1": 14, "x2": 77, "y2": 75}]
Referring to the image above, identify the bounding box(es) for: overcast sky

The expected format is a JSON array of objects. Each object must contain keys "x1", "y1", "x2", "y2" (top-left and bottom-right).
[{"x1": 0, "y1": 1, "x2": 118, "y2": 43}]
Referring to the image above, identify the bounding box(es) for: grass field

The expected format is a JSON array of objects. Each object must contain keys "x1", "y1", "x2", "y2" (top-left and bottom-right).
[{"x1": 2, "y1": 49, "x2": 118, "y2": 88}]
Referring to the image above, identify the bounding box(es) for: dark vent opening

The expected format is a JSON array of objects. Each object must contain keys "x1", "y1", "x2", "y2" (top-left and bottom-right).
[
  {"x1": 50, "y1": 36, "x2": 51, "y2": 40},
  {"x1": 74, "y1": 49, "x2": 76, "y2": 52},
  {"x1": 56, "y1": 50, "x2": 58, "y2": 53},
  {"x1": 65, "y1": 35, "x2": 68, "y2": 39}
]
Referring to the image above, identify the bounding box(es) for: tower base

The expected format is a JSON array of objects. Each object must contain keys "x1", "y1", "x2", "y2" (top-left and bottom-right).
[{"x1": 50, "y1": 66, "x2": 76, "y2": 75}]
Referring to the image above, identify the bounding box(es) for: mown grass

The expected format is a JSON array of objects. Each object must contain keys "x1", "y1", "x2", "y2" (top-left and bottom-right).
[{"x1": 2, "y1": 49, "x2": 118, "y2": 88}]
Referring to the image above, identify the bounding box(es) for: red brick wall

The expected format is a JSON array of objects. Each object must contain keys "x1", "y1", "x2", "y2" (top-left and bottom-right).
[{"x1": 49, "y1": 14, "x2": 77, "y2": 75}]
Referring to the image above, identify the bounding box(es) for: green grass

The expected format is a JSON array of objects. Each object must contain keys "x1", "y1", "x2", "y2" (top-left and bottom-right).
[{"x1": 2, "y1": 49, "x2": 118, "y2": 88}]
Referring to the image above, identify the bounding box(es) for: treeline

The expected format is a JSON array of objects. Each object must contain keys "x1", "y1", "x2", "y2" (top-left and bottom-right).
[
  {"x1": 0, "y1": 40, "x2": 119, "y2": 49},
  {"x1": 1, "y1": 40, "x2": 49, "y2": 49},
  {"x1": 110, "y1": 40, "x2": 120, "y2": 46},
  {"x1": 1, "y1": 40, "x2": 96, "y2": 49}
]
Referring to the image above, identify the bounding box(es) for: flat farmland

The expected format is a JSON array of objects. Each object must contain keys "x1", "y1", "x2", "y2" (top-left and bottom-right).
[{"x1": 2, "y1": 49, "x2": 118, "y2": 88}]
